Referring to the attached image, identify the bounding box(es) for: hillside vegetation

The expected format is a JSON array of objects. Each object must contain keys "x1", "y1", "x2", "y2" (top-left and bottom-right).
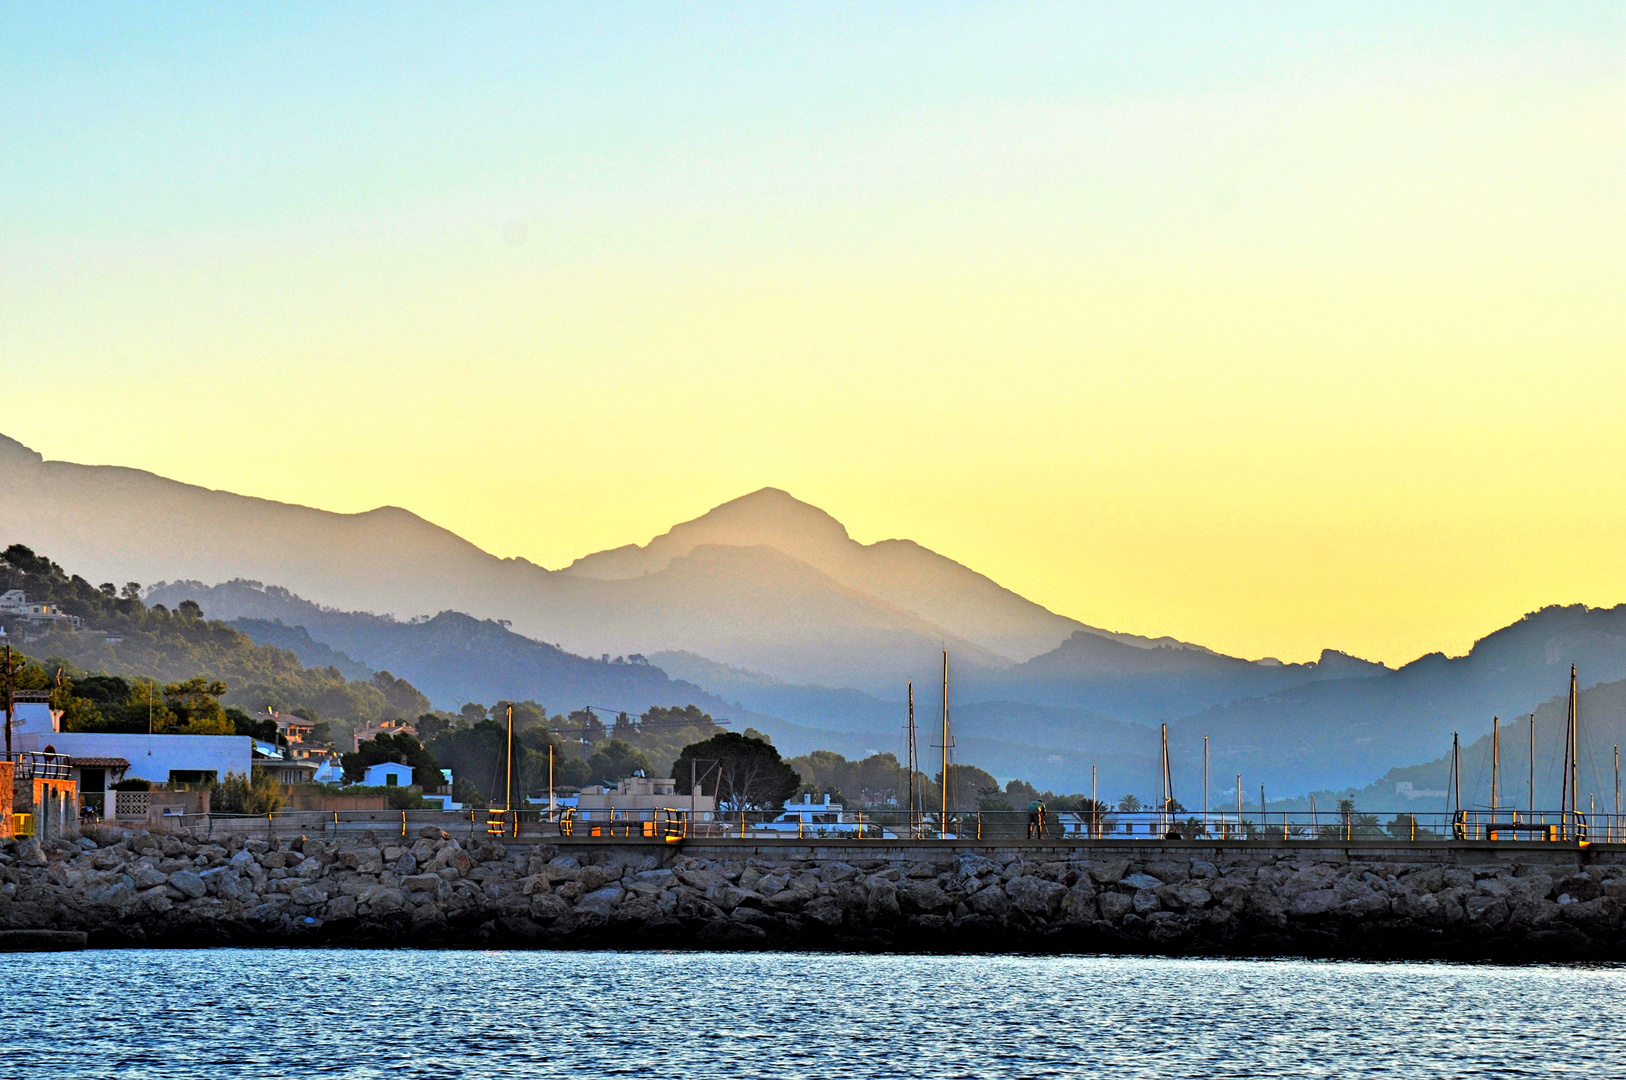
[{"x1": 1, "y1": 544, "x2": 429, "y2": 728}]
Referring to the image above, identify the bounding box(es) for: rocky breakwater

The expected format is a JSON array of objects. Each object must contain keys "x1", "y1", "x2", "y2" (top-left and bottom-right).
[{"x1": 3, "y1": 829, "x2": 1626, "y2": 960}]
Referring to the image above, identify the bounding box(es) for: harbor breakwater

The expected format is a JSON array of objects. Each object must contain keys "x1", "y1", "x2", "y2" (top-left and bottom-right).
[{"x1": 5, "y1": 825, "x2": 1626, "y2": 960}]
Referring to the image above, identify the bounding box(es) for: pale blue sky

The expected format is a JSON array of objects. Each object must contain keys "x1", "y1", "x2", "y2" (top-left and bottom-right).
[{"x1": 3, "y1": 4, "x2": 1624, "y2": 665}]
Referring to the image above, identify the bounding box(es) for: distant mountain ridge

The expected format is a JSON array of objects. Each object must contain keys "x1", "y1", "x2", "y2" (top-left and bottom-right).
[
  {"x1": 27, "y1": 431, "x2": 1626, "y2": 802},
  {"x1": 0, "y1": 431, "x2": 1305, "y2": 702},
  {"x1": 146, "y1": 579, "x2": 745, "y2": 723}
]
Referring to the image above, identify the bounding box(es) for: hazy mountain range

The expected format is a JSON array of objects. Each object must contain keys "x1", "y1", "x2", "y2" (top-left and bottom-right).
[{"x1": 11, "y1": 430, "x2": 1626, "y2": 803}]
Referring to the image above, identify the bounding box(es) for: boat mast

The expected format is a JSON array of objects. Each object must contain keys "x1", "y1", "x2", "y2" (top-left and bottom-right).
[
  {"x1": 1491, "y1": 717, "x2": 1499, "y2": 815},
  {"x1": 906, "y1": 681, "x2": 916, "y2": 839},
  {"x1": 505, "y1": 702, "x2": 515, "y2": 836},
  {"x1": 1202, "y1": 736, "x2": 1209, "y2": 820},
  {"x1": 940, "y1": 651, "x2": 952, "y2": 827}
]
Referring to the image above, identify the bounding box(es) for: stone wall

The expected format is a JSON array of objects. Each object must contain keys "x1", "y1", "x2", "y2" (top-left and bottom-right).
[{"x1": 3, "y1": 827, "x2": 1625, "y2": 961}]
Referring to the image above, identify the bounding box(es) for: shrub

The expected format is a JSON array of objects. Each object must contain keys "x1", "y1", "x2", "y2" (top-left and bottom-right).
[{"x1": 211, "y1": 770, "x2": 285, "y2": 814}]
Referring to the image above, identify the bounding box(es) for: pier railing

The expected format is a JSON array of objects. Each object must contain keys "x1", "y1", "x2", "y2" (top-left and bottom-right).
[{"x1": 109, "y1": 804, "x2": 1626, "y2": 844}]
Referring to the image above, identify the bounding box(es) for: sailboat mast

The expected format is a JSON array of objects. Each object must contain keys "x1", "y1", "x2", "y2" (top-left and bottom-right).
[
  {"x1": 941, "y1": 651, "x2": 950, "y2": 825},
  {"x1": 906, "y1": 681, "x2": 916, "y2": 839},
  {"x1": 505, "y1": 702, "x2": 515, "y2": 828},
  {"x1": 1203, "y1": 736, "x2": 1209, "y2": 819},
  {"x1": 1570, "y1": 665, "x2": 1580, "y2": 835},
  {"x1": 1452, "y1": 732, "x2": 1461, "y2": 820},
  {"x1": 1491, "y1": 717, "x2": 1499, "y2": 814},
  {"x1": 1160, "y1": 724, "x2": 1167, "y2": 831}
]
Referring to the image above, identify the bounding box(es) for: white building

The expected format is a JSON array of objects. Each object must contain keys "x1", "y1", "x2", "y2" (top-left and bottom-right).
[
  {"x1": 362, "y1": 761, "x2": 414, "y2": 787},
  {"x1": 312, "y1": 758, "x2": 346, "y2": 784},
  {"x1": 576, "y1": 774, "x2": 716, "y2": 819},
  {"x1": 0, "y1": 589, "x2": 83, "y2": 636},
  {"x1": 7, "y1": 690, "x2": 252, "y2": 787}
]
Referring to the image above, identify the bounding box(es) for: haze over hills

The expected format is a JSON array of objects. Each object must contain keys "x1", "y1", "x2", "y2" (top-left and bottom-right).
[
  {"x1": 0, "y1": 432, "x2": 1285, "y2": 702},
  {"x1": 21, "y1": 431, "x2": 1626, "y2": 802},
  {"x1": 143, "y1": 579, "x2": 750, "y2": 725}
]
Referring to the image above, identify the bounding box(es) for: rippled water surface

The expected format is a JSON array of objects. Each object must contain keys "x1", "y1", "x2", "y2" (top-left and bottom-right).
[{"x1": 6, "y1": 949, "x2": 1626, "y2": 1078}]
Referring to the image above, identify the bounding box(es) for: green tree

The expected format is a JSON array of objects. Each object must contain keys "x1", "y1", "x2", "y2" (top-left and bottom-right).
[
  {"x1": 341, "y1": 732, "x2": 442, "y2": 787},
  {"x1": 160, "y1": 677, "x2": 231, "y2": 735},
  {"x1": 673, "y1": 731, "x2": 800, "y2": 815},
  {"x1": 938, "y1": 764, "x2": 1000, "y2": 809},
  {"x1": 587, "y1": 739, "x2": 653, "y2": 785},
  {"x1": 370, "y1": 670, "x2": 431, "y2": 719}
]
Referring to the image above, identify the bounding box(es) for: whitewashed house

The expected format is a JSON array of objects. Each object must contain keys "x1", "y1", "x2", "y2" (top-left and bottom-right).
[{"x1": 362, "y1": 761, "x2": 414, "y2": 787}]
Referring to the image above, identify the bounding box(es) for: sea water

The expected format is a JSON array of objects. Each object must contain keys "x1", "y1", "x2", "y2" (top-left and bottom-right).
[{"x1": 5, "y1": 949, "x2": 1623, "y2": 1078}]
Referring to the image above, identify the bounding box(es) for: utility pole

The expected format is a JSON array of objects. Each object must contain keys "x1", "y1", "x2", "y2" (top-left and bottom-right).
[
  {"x1": 906, "y1": 682, "x2": 916, "y2": 839},
  {"x1": 1615, "y1": 744, "x2": 1620, "y2": 842},
  {"x1": 1236, "y1": 773, "x2": 1242, "y2": 828},
  {"x1": 1529, "y1": 713, "x2": 1535, "y2": 818},
  {"x1": 548, "y1": 743, "x2": 555, "y2": 815},
  {"x1": 1091, "y1": 762, "x2": 1097, "y2": 840}
]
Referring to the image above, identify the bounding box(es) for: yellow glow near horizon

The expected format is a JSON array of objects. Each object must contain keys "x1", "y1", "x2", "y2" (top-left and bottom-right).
[{"x1": 4, "y1": 8, "x2": 1624, "y2": 667}]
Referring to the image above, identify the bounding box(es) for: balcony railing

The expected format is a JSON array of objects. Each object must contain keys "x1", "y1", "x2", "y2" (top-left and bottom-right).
[{"x1": 12, "y1": 752, "x2": 71, "y2": 781}]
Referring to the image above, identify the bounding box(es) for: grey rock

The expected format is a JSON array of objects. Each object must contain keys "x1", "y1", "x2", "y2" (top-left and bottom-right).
[
  {"x1": 1005, "y1": 876, "x2": 1067, "y2": 918},
  {"x1": 1097, "y1": 892, "x2": 1133, "y2": 922},
  {"x1": 897, "y1": 880, "x2": 951, "y2": 914},
  {"x1": 529, "y1": 894, "x2": 569, "y2": 921},
  {"x1": 1058, "y1": 886, "x2": 1099, "y2": 923},
  {"x1": 130, "y1": 865, "x2": 166, "y2": 890},
  {"x1": 1287, "y1": 889, "x2": 1340, "y2": 917},
  {"x1": 968, "y1": 885, "x2": 1010, "y2": 918},
  {"x1": 575, "y1": 886, "x2": 625, "y2": 916},
  {"x1": 168, "y1": 870, "x2": 207, "y2": 900},
  {"x1": 1087, "y1": 859, "x2": 1129, "y2": 885}
]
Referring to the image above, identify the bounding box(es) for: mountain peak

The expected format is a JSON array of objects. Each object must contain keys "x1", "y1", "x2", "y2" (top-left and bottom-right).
[
  {"x1": 562, "y1": 487, "x2": 853, "y2": 580},
  {"x1": 0, "y1": 433, "x2": 44, "y2": 468}
]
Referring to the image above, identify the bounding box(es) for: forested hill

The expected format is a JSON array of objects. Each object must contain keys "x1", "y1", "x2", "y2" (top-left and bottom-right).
[
  {"x1": 147, "y1": 578, "x2": 756, "y2": 722},
  {"x1": 0, "y1": 543, "x2": 431, "y2": 725}
]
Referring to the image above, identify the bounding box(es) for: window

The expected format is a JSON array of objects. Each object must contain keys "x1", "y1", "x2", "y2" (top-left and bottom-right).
[
  {"x1": 169, "y1": 770, "x2": 218, "y2": 787},
  {"x1": 385, "y1": 774, "x2": 398, "y2": 786}
]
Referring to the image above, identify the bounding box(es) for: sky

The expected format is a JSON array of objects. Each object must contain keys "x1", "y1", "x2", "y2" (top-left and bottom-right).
[{"x1": 3, "y1": 3, "x2": 1624, "y2": 667}]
